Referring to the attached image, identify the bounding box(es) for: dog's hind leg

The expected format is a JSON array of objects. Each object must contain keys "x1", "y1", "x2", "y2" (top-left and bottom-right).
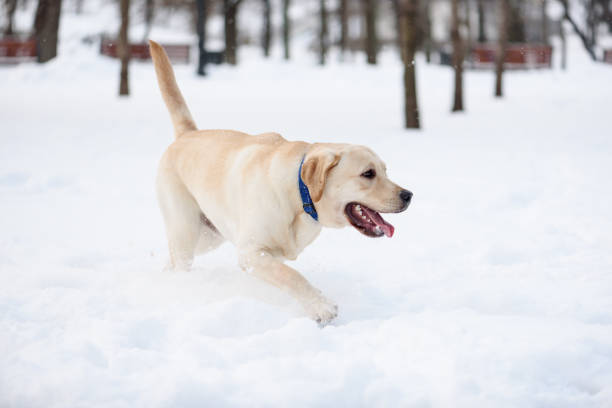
[
  {"x1": 157, "y1": 169, "x2": 200, "y2": 271},
  {"x1": 195, "y1": 213, "x2": 225, "y2": 255}
]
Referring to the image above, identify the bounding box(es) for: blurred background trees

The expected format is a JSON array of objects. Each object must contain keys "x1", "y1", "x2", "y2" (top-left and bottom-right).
[
  {"x1": 318, "y1": 0, "x2": 328, "y2": 65},
  {"x1": 495, "y1": 0, "x2": 509, "y2": 97},
  {"x1": 451, "y1": 0, "x2": 465, "y2": 111},
  {"x1": 118, "y1": 0, "x2": 130, "y2": 95},
  {"x1": 223, "y1": 0, "x2": 242, "y2": 65},
  {"x1": 3, "y1": 0, "x2": 17, "y2": 36},
  {"x1": 195, "y1": 0, "x2": 207, "y2": 75},
  {"x1": 32, "y1": 0, "x2": 63, "y2": 62},
  {"x1": 362, "y1": 0, "x2": 377, "y2": 64},
  {"x1": 2, "y1": 0, "x2": 612, "y2": 127},
  {"x1": 400, "y1": 0, "x2": 420, "y2": 129}
]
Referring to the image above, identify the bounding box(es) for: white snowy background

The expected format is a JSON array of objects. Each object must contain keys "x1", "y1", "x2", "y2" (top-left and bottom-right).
[{"x1": 1, "y1": 1, "x2": 612, "y2": 407}]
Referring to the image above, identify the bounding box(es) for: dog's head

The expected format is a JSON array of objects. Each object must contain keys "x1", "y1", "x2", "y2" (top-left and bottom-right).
[{"x1": 301, "y1": 143, "x2": 412, "y2": 237}]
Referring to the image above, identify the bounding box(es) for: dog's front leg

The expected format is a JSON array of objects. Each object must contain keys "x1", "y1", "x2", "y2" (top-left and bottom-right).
[{"x1": 239, "y1": 250, "x2": 338, "y2": 325}]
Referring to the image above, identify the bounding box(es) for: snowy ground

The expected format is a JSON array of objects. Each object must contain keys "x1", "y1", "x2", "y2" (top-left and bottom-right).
[{"x1": 2, "y1": 3, "x2": 612, "y2": 407}]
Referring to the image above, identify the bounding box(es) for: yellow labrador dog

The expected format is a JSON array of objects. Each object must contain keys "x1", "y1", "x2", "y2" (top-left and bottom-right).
[{"x1": 149, "y1": 41, "x2": 412, "y2": 324}]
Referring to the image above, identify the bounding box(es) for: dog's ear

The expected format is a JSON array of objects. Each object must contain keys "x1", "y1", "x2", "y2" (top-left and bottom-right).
[{"x1": 301, "y1": 151, "x2": 341, "y2": 202}]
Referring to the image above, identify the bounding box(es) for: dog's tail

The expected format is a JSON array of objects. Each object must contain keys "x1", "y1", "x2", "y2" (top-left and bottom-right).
[{"x1": 149, "y1": 40, "x2": 197, "y2": 138}]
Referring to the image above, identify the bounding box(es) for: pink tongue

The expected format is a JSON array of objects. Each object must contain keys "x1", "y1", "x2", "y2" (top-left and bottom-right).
[{"x1": 362, "y1": 206, "x2": 395, "y2": 237}]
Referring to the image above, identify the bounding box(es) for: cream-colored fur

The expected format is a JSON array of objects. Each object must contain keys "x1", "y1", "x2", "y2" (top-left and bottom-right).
[{"x1": 149, "y1": 41, "x2": 409, "y2": 324}]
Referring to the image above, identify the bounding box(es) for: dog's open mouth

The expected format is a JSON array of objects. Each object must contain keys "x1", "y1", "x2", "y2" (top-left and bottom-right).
[{"x1": 345, "y1": 203, "x2": 394, "y2": 238}]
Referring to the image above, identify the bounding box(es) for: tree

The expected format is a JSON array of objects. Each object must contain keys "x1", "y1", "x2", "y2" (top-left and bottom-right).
[
  {"x1": 541, "y1": 0, "x2": 549, "y2": 44},
  {"x1": 196, "y1": 0, "x2": 207, "y2": 76},
  {"x1": 399, "y1": 0, "x2": 420, "y2": 129},
  {"x1": 422, "y1": 0, "x2": 432, "y2": 62},
  {"x1": 559, "y1": 19, "x2": 567, "y2": 69},
  {"x1": 3, "y1": 0, "x2": 18, "y2": 36},
  {"x1": 464, "y1": 0, "x2": 473, "y2": 46},
  {"x1": 495, "y1": 0, "x2": 509, "y2": 97},
  {"x1": 477, "y1": 0, "x2": 486, "y2": 42},
  {"x1": 603, "y1": 0, "x2": 612, "y2": 33},
  {"x1": 118, "y1": 0, "x2": 130, "y2": 96},
  {"x1": 451, "y1": 0, "x2": 464, "y2": 111},
  {"x1": 224, "y1": 0, "x2": 242, "y2": 65},
  {"x1": 143, "y1": 0, "x2": 154, "y2": 42},
  {"x1": 586, "y1": 0, "x2": 596, "y2": 46},
  {"x1": 507, "y1": 0, "x2": 525, "y2": 42},
  {"x1": 391, "y1": 0, "x2": 401, "y2": 51},
  {"x1": 339, "y1": 0, "x2": 348, "y2": 58},
  {"x1": 319, "y1": 0, "x2": 328, "y2": 65},
  {"x1": 262, "y1": 0, "x2": 271, "y2": 57},
  {"x1": 362, "y1": 0, "x2": 377, "y2": 64},
  {"x1": 32, "y1": 0, "x2": 63, "y2": 63},
  {"x1": 557, "y1": 0, "x2": 597, "y2": 60},
  {"x1": 282, "y1": 0, "x2": 290, "y2": 59}
]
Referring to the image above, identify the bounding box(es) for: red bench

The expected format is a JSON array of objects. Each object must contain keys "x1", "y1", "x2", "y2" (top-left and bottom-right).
[
  {"x1": 470, "y1": 43, "x2": 553, "y2": 69},
  {"x1": 100, "y1": 36, "x2": 190, "y2": 64},
  {"x1": 0, "y1": 36, "x2": 37, "y2": 64}
]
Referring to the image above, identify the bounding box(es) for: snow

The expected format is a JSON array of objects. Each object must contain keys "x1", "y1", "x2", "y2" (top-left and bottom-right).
[{"x1": 2, "y1": 2, "x2": 612, "y2": 407}]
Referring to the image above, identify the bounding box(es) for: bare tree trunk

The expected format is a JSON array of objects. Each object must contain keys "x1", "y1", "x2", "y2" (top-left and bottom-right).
[
  {"x1": 319, "y1": 0, "x2": 328, "y2": 65},
  {"x1": 559, "y1": 19, "x2": 567, "y2": 69},
  {"x1": 143, "y1": 0, "x2": 154, "y2": 42},
  {"x1": 495, "y1": 0, "x2": 509, "y2": 98},
  {"x1": 586, "y1": 0, "x2": 596, "y2": 47},
  {"x1": 282, "y1": 0, "x2": 290, "y2": 59},
  {"x1": 400, "y1": 0, "x2": 420, "y2": 129},
  {"x1": 33, "y1": 0, "x2": 44, "y2": 32},
  {"x1": 224, "y1": 0, "x2": 241, "y2": 65},
  {"x1": 507, "y1": 0, "x2": 525, "y2": 42},
  {"x1": 451, "y1": 0, "x2": 464, "y2": 112},
  {"x1": 464, "y1": 0, "x2": 472, "y2": 47},
  {"x1": 362, "y1": 0, "x2": 377, "y2": 64},
  {"x1": 4, "y1": 0, "x2": 18, "y2": 35},
  {"x1": 118, "y1": 0, "x2": 130, "y2": 96},
  {"x1": 33, "y1": 0, "x2": 63, "y2": 63},
  {"x1": 391, "y1": 0, "x2": 401, "y2": 52},
  {"x1": 196, "y1": 0, "x2": 207, "y2": 76},
  {"x1": 339, "y1": 0, "x2": 348, "y2": 58},
  {"x1": 541, "y1": 0, "x2": 549, "y2": 43},
  {"x1": 423, "y1": 0, "x2": 432, "y2": 63},
  {"x1": 558, "y1": 0, "x2": 597, "y2": 60},
  {"x1": 604, "y1": 0, "x2": 612, "y2": 33},
  {"x1": 262, "y1": 0, "x2": 271, "y2": 57},
  {"x1": 477, "y1": 0, "x2": 486, "y2": 42}
]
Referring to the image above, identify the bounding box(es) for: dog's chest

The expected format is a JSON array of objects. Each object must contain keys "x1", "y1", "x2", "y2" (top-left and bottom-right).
[{"x1": 281, "y1": 214, "x2": 321, "y2": 260}]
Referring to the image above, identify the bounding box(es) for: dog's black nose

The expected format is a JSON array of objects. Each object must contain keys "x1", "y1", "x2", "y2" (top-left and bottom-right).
[{"x1": 400, "y1": 190, "x2": 413, "y2": 203}]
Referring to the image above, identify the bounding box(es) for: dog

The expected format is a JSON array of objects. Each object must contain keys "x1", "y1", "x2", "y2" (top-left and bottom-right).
[{"x1": 149, "y1": 41, "x2": 412, "y2": 324}]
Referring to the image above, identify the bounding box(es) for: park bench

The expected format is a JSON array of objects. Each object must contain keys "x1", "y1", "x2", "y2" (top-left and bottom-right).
[
  {"x1": 0, "y1": 35, "x2": 37, "y2": 64},
  {"x1": 439, "y1": 43, "x2": 553, "y2": 70},
  {"x1": 100, "y1": 36, "x2": 190, "y2": 64},
  {"x1": 471, "y1": 44, "x2": 553, "y2": 69}
]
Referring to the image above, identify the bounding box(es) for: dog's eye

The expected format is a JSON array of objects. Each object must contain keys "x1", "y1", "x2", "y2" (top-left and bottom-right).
[{"x1": 361, "y1": 169, "x2": 376, "y2": 179}]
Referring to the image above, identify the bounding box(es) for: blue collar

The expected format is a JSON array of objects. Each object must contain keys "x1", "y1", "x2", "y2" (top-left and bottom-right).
[{"x1": 298, "y1": 156, "x2": 318, "y2": 221}]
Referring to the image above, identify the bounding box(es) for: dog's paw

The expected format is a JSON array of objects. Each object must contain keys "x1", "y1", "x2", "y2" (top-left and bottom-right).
[{"x1": 303, "y1": 294, "x2": 338, "y2": 326}]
